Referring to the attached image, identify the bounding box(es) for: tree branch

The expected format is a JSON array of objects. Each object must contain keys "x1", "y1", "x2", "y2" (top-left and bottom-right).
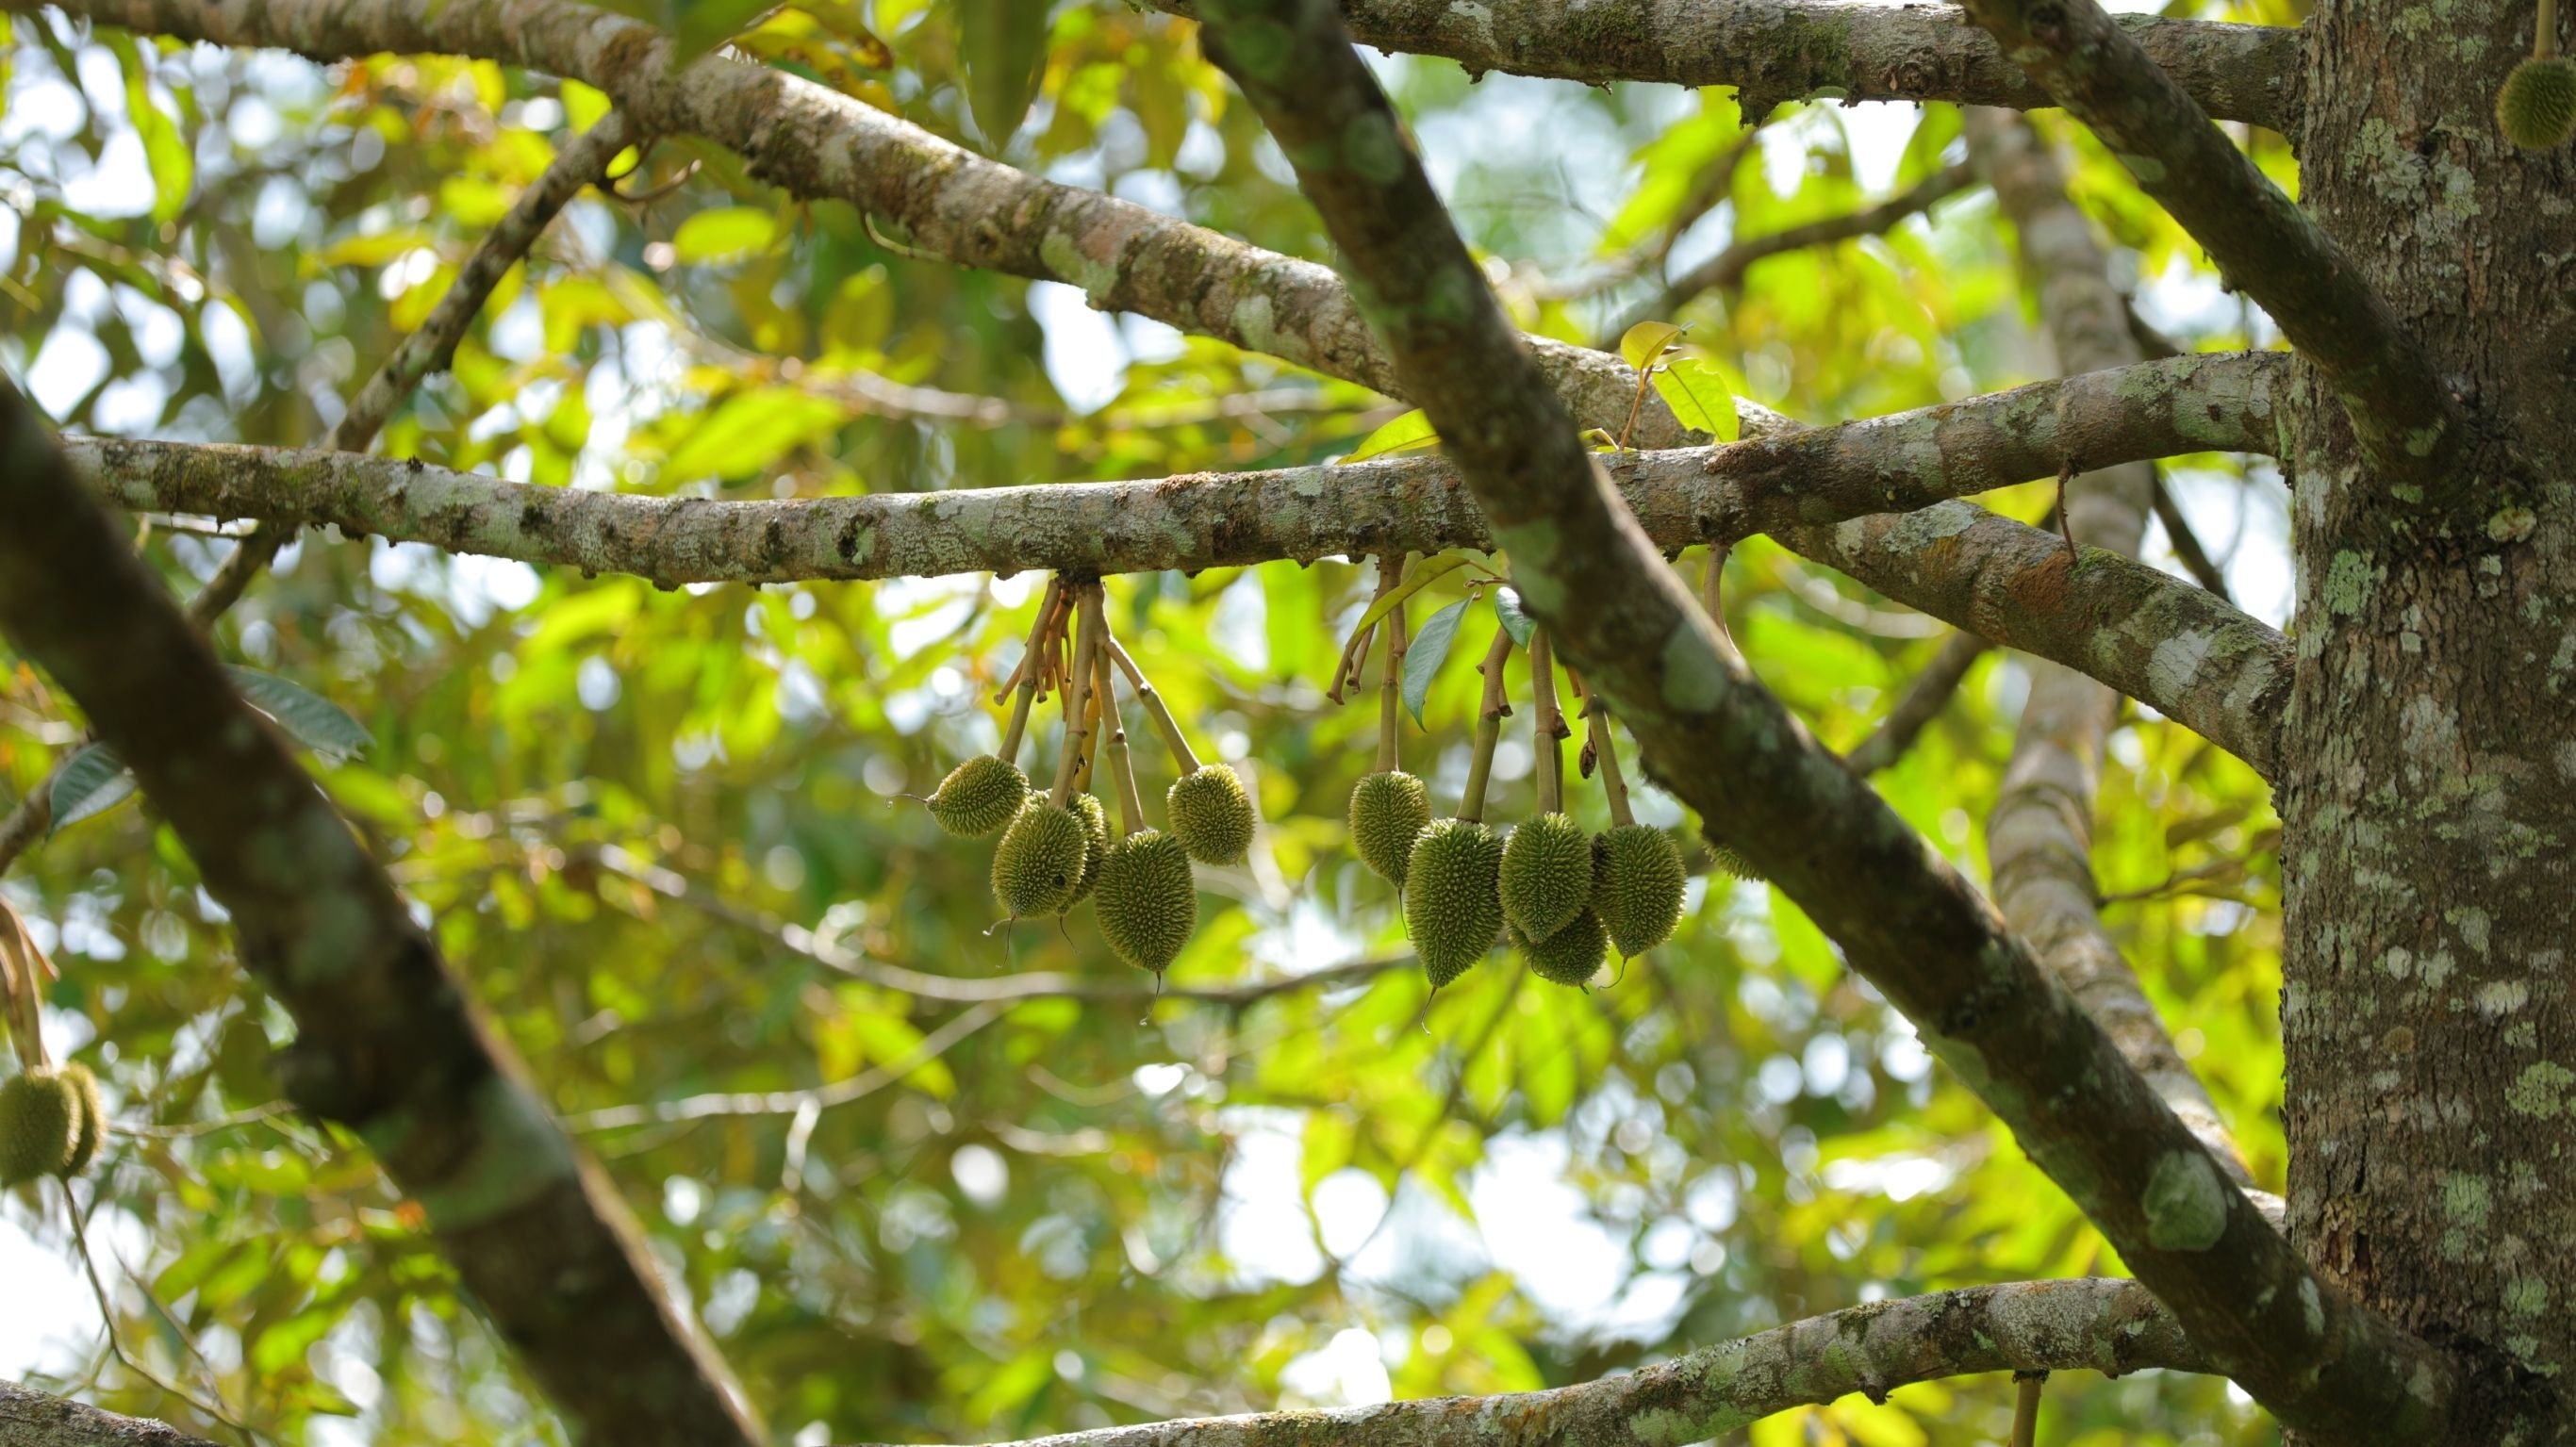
[
  {"x1": 871, "y1": 1279, "x2": 2204, "y2": 1447},
  {"x1": 1150, "y1": 0, "x2": 2301, "y2": 131},
  {"x1": 1841, "y1": 631, "x2": 1990, "y2": 776},
  {"x1": 1971, "y1": 108, "x2": 2256, "y2": 1186},
  {"x1": 1187, "y1": 2, "x2": 2453, "y2": 1439},
  {"x1": 0, "y1": 386, "x2": 764, "y2": 1447},
  {"x1": 1601, "y1": 161, "x2": 1980, "y2": 349},
  {"x1": 1951, "y1": 0, "x2": 2466, "y2": 493},
  {"x1": 13, "y1": 0, "x2": 1693, "y2": 447},
  {"x1": 0, "y1": 1381, "x2": 222, "y2": 1447}
]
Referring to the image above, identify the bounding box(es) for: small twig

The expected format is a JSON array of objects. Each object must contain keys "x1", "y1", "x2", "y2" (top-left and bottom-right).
[
  {"x1": 2055, "y1": 456, "x2": 2080, "y2": 556},
  {"x1": 1098, "y1": 638, "x2": 1147, "y2": 838},
  {"x1": 997, "y1": 577, "x2": 1067, "y2": 763},
  {"x1": 1456, "y1": 628, "x2": 1516, "y2": 824},
  {"x1": 108, "y1": 1101, "x2": 295, "y2": 1140},
  {"x1": 60, "y1": 1182, "x2": 263, "y2": 1446},
  {"x1": 1700, "y1": 543, "x2": 1736, "y2": 651},
  {"x1": 2150, "y1": 470, "x2": 2232, "y2": 601},
  {"x1": 566, "y1": 1000, "x2": 1008, "y2": 1130},
  {"x1": 1841, "y1": 632, "x2": 1991, "y2": 777},
  {"x1": 1332, "y1": 557, "x2": 1404, "y2": 704}
]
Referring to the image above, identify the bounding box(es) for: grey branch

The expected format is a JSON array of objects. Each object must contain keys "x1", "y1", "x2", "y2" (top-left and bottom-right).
[
  {"x1": 871, "y1": 1279, "x2": 2205, "y2": 1447},
  {"x1": 14, "y1": 0, "x2": 1690, "y2": 448},
  {"x1": 1150, "y1": 0, "x2": 2301, "y2": 131},
  {"x1": 1951, "y1": 0, "x2": 2465, "y2": 494},
  {"x1": 1841, "y1": 631, "x2": 1990, "y2": 776},
  {"x1": 0, "y1": 387, "x2": 764, "y2": 1447},
  {"x1": 1189, "y1": 1, "x2": 2452, "y2": 1440},
  {"x1": 0, "y1": 1382, "x2": 222, "y2": 1447}
]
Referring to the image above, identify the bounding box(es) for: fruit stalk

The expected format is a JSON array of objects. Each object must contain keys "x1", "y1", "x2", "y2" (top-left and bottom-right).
[
  {"x1": 1377, "y1": 558, "x2": 1409, "y2": 774},
  {"x1": 1701, "y1": 543, "x2": 1736, "y2": 653},
  {"x1": 1049, "y1": 583, "x2": 1105, "y2": 807},
  {"x1": 2541, "y1": 0, "x2": 2560, "y2": 58},
  {"x1": 1529, "y1": 626, "x2": 1564, "y2": 814},
  {"x1": 1074, "y1": 677, "x2": 1104, "y2": 794},
  {"x1": 1457, "y1": 626, "x2": 1515, "y2": 824},
  {"x1": 1106, "y1": 634, "x2": 1202, "y2": 775},
  {"x1": 1098, "y1": 632, "x2": 1147, "y2": 839},
  {"x1": 997, "y1": 576, "x2": 1066, "y2": 765},
  {"x1": 1333, "y1": 554, "x2": 1400, "y2": 703},
  {"x1": 1586, "y1": 693, "x2": 1638, "y2": 829}
]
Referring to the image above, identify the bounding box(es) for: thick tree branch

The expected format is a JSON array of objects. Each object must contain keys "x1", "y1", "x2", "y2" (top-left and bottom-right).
[
  {"x1": 0, "y1": 1382, "x2": 221, "y2": 1447},
  {"x1": 0, "y1": 388, "x2": 764, "y2": 1447},
  {"x1": 1601, "y1": 162, "x2": 1981, "y2": 349},
  {"x1": 1784, "y1": 502, "x2": 2289, "y2": 781},
  {"x1": 14, "y1": 0, "x2": 1691, "y2": 447},
  {"x1": 1152, "y1": 0, "x2": 2301, "y2": 131},
  {"x1": 1951, "y1": 0, "x2": 2466, "y2": 493},
  {"x1": 1971, "y1": 109, "x2": 2254, "y2": 1185},
  {"x1": 1189, "y1": 2, "x2": 2453, "y2": 1439},
  {"x1": 879, "y1": 1279, "x2": 2204, "y2": 1447}
]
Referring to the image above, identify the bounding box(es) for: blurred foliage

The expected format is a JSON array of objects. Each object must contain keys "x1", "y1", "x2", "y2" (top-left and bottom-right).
[{"x1": 1, "y1": 1, "x2": 2294, "y2": 1443}]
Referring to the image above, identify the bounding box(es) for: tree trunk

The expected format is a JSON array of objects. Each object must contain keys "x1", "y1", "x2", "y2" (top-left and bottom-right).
[{"x1": 2284, "y1": 0, "x2": 2576, "y2": 1437}]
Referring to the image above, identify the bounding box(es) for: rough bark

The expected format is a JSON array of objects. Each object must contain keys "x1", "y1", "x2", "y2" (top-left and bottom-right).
[
  {"x1": 2278, "y1": 0, "x2": 2576, "y2": 1435},
  {"x1": 12, "y1": 0, "x2": 1689, "y2": 447},
  {"x1": 870, "y1": 1280, "x2": 2205, "y2": 1447},
  {"x1": 1190, "y1": 1, "x2": 2454, "y2": 1439},
  {"x1": 1969, "y1": 109, "x2": 2254, "y2": 1186},
  {"x1": 1151, "y1": 0, "x2": 2303, "y2": 131},
  {"x1": 0, "y1": 1383, "x2": 222, "y2": 1447},
  {"x1": 0, "y1": 388, "x2": 764, "y2": 1447}
]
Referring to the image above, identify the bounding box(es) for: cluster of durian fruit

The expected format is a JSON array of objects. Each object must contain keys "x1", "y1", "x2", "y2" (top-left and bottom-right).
[
  {"x1": 916, "y1": 578, "x2": 1249, "y2": 979},
  {"x1": 2, "y1": 1060, "x2": 104, "y2": 1188},
  {"x1": 1343, "y1": 561, "x2": 1717, "y2": 993}
]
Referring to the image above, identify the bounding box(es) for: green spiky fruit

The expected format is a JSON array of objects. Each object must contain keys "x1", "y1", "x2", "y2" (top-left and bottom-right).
[
  {"x1": 2498, "y1": 58, "x2": 2576, "y2": 149},
  {"x1": 1348, "y1": 771, "x2": 1431, "y2": 887},
  {"x1": 1705, "y1": 834, "x2": 1764, "y2": 883},
  {"x1": 1095, "y1": 830, "x2": 1198, "y2": 974},
  {"x1": 1512, "y1": 908, "x2": 1608, "y2": 987},
  {"x1": 992, "y1": 797, "x2": 1089, "y2": 919},
  {"x1": 1, "y1": 1069, "x2": 77, "y2": 1186},
  {"x1": 1592, "y1": 825, "x2": 1687, "y2": 959},
  {"x1": 1499, "y1": 813, "x2": 1593, "y2": 944},
  {"x1": 1167, "y1": 765, "x2": 1256, "y2": 865},
  {"x1": 1403, "y1": 818, "x2": 1504, "y2": 988},
  {"x1": 926, "y1": 754, "x2": 1030, "y2": 837},
  {"x1": 1065, "y1": 793, "x2": 1111, "y2": 907},
  {"x1": 59, "y1": 1062, "x2": 103, "y2": 1177}
]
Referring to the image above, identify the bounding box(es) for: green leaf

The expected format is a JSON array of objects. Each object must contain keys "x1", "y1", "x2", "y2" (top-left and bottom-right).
[
  {"x1": 661, "y1": 387, "x2": 844, "y2": 483},
  {"x1": 1335, "y1": 407, "x2": 1440, "y2": 464},
  {"x1": 223, "y1": 666, "x2": 373, "y2": 761},
  {"x1": 958, "y1": 0, "x2": 1051, "y2": 150},
  {"x1": 47, "y1": 745, "x2": 135, "y2": 836},
  {"x1": 1492, "y1": 585, "x2": 1534, "y2": 646},
  {"x1": 1401, "y1": 600, "x2": 1469, "y2": 728},
  {"x1": 1618, "y1": 320, "x2": 1687, "y2": 372},
  {"x1": 1348, "y1": 553, "x2": 1465, "y2": 639},
  {"x1": 669, "y1": 206, "x2": 781, "y2": 265},
  {"x1": 1654, "y1": 356, "x2": 1741, "y2": 443},
  {"x1": 110, "y1": 36, "x2": 191, "y2": 224}
]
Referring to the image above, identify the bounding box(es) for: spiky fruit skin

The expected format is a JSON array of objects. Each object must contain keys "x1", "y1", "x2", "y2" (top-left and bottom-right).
[
  {"x1": 1095, "y1": 830, "x2": 1198, "y2": 974},
  {"x1": 1404, "y1": 819, "x2": 1504, "y2": 988},
  {"x1": 992, "y1": 797, "x2": 1089, "y2": 919},
  {"x1": 1593, "y1": 825, "x2": 1687, "y2": 959},
  {"x1": 2498, "y1": 58, "x2": 2576, "y2": 149},
  {"x1": 927, "y1": 755, "x2": 1030, "y2": 837},
  {"x1": 1348, "y1": 771, "x2": 1431, "y2": 887},
  {"x1": 1499, "y1": 814, "x2": 1593, "y2": 944},
  {"x1": 1065, "y1": 793, "x2": 1111, "y2": 907},
  {"x1": 1705, "y1": 836, "x2": 1764, "y2": 882},
  {"x1": 59, "y1": 1062, "x2": 102, "y2": 1177},
  {"x1": 1512, "y1": 908, "x2": 1608, "y2": 987},
  {"x1": 1167, "y1": 765, "x2": 1256, "y2": 865},
  {"x1": 1, "y1": 1070, "x2": 77, "y2": 1186}
]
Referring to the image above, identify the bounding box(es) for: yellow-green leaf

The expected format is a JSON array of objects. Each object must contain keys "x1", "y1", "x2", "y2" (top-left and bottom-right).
[
  {"x1": 1337, "y1": 408, "x2": 1440, "y2": 464},
  {"x1": 671, "y1": 206, "x2": 782, "y2": 265},
  {"x1": 1618, "y1": 320, "x2": 1687, "y2": 372}
]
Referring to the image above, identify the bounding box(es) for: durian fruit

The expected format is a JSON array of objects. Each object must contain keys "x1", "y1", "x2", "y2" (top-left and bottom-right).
[
  {"x1": 1065, "y1": 792, "x2": 1111, "y2": 907},
  {"x1": 1705, "y1": 837, "x2": 1765, "y2": 883},
  {"x1": 2499, "y1": 57, "x2": 2576, "y2": 149},
  {"x1": 1592, "y1": 825, "x2": 1687, "y2": 959},
  {"x1": 992, "y1": 795, "x2": 1090, "y2": 920},
  {"x1": 1, "y1": 1069, "x2": 77, "y2": 1186},
  {"x1": 1499, "y1": 813, "x2": 1592, "y2": 945},
  {"x1": 925, "y1": 754, "x2": 1030, "y2": 837},
  {"x1": 58, "y1": 1062, "x2": 103, "y2": 1177},
  {"x1": 1167, "y1": 765, "x2": 1255, "y2": 865},
  {"x1": 1095, "y1": 829, "x2": 1198, "y2": 974},
  {"x1": 1348, "y1": 771, "x2": 1431, "y2": 887},
  {"x1": 1404, "y1": 818, "x2": 1505, "y2": 988},
  {"x1": 1512, "y1": 907, "x2": 1608, "y2": 987}
]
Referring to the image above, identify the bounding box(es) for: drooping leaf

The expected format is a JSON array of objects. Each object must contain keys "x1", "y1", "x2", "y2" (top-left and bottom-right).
[
  {"x1": 670, "y1": 206, "x2": 781, "y2": 265},
  {"x1": 1348, "y1": 553, "x2": 1466, "y2": 638},
  {"x1": 1492, "y1": 585, "x2": 1535, "y2": 647},
  {"x1": 958, "y1": 0, "x2": 1051, "y2": 150},
  {"x1": 110, "y1": 35, "x2": 191, "y2": 224},
  {"x1": 1336, "y1": 407, "x2": 1440, "y2": 464},
  {"x1": 1401, "y1": 600, "x2": 1470, "y2": 728},
  {"x1": 47, "y1": 745, "x2": 136, "y2": 836},
  {"x1": 223, "y1": 666, "x2": 373, "y2": 761}
]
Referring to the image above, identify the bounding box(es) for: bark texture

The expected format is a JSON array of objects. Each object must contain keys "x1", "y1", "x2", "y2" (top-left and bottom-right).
[
  {"x1": 2278, "y1": 0, "x2": 2576, "y2": 1434},
  {"x1": 0, "y1": 1383, "x2": 223, "y2": 1447}
]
